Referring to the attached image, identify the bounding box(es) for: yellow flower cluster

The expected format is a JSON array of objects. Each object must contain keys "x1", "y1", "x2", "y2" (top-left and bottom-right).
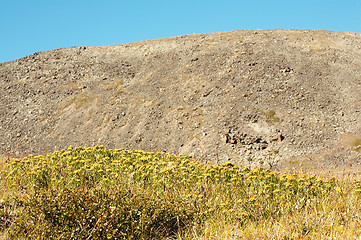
[{"x1": 7, "y1": 146, "x2": 344, "y2": 221}]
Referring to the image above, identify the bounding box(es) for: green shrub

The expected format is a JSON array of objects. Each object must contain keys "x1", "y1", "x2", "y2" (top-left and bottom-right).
[
  {"x1": 9, "y1": 187, "x2": 195, "y2": 239},
  {"x1": 261, "y1": 110, "x2": 280, "y2": 124},
  {"x1": 3, "y1": 146, "x2": 358, "y2": 239},
  {"x1": 352, "y1": 138, "x2": 361, "y2": 153}
]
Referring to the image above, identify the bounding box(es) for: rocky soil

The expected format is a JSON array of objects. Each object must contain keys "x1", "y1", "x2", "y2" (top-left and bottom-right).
[{"x1": 1, "y1": 29, "x2": 360, "y2": 171}]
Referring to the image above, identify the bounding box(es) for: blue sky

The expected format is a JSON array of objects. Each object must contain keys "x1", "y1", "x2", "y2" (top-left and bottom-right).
[{"x1": 1, "y1": 0, "x2": 360, "y2": 63}]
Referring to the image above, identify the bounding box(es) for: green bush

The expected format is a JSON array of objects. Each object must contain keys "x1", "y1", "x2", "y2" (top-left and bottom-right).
[
  {"x1": 3, "y1": 147, "x2": 356, "y2": 239},
  {"x1": 9, "y1": 187, "x2": 195, "y2": 239}
]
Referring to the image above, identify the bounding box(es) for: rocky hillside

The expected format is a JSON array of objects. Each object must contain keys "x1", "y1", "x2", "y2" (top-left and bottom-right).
[{"x1": 1, "y1": 29, "x2": 360, "y2": 171}]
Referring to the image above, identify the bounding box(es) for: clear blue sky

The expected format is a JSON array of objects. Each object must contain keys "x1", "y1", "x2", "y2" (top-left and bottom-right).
[{"x1": 1, "y1": 0, "x2": 360, "y2": 63}]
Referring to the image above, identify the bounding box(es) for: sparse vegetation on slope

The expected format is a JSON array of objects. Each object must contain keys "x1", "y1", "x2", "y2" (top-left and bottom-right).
[
  {"x1": 1, "y1": 146, "x2": 361, "y2": 239},
  {"x1": 1, "y1": 30, "x2": 360, "y2": 170}
]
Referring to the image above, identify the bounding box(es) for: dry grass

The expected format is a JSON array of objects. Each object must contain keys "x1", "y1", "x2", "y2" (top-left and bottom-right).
[{"x1": 1, "y1": 147, "x2": 361, "y2": 239}]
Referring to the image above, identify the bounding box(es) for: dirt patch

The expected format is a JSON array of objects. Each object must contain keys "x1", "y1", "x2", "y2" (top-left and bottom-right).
[{"x1": 0, "y1": 29, "x2": 360, "y2": 172}]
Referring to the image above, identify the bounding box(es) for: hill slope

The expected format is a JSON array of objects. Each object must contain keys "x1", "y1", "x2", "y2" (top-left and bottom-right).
[{"x1": 1, "y1": 29, "x2": 360, "y2": 170}]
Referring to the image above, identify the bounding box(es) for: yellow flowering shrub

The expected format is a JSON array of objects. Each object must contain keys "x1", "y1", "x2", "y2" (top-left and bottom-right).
[{"x1": 2, "y1": 146, "x2": 355, "y2": 239}]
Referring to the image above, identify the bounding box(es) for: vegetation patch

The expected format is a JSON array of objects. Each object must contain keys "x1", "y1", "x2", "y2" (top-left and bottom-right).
[
  {"x1": 340, "y1": 133, "x2": 361, "y2": 153},
  {"x1": 261, "y1": 109, "x2": 281, "y2": 124},
  {"x1": 352, "y1": 138, "x2": 361, "y2": 153},
  {"x1": 1, "y1": 146, "x2": 361, "y2": 239}
]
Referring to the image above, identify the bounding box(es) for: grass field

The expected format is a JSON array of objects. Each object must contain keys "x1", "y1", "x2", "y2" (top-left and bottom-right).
[{"x1": 1, "y1": 146, "x2": 361, "y2": 239}]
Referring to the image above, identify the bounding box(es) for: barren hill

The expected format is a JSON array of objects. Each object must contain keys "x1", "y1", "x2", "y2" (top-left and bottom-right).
[{"x1": 1, "y1": 29, "x2": 360, "y2": 171}]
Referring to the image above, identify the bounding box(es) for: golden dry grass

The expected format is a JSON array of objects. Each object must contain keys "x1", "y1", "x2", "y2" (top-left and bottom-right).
[{"x1": 1, "y1": 146, "x2": 361, "y2": 239}]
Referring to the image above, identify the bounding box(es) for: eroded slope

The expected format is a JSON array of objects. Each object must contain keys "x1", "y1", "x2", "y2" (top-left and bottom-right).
[{"x1": 1, "y1": 29, "x2": 360, "y2": 170}]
